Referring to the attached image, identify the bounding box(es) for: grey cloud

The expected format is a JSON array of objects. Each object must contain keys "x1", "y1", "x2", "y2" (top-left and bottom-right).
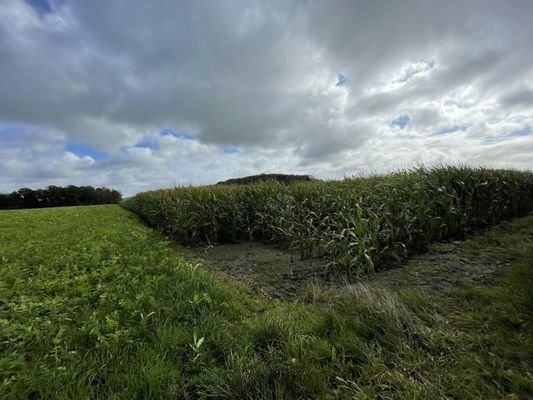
[
  {"x1": 1, "y1": 0, "x2": 532, "y2": 194},
  {"x1": 500, "y1": 88, "x2": 533, "y2": 108}
]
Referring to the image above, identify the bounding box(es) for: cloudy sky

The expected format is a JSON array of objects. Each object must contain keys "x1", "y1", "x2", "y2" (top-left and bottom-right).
[{"x1": 1, "y1": 0, "x2": 532, "y2": 195}]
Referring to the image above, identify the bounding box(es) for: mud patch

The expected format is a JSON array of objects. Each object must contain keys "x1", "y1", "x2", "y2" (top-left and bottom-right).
[
  {"x1": 367, "y1": 240, "x2": 511, "y2": 295},
  {"x1": 189, "y1": 242, "x2": 336, "y2": 300},
  {"x1": 185, "y1": 216, "x2": 533, "y2": 301}
]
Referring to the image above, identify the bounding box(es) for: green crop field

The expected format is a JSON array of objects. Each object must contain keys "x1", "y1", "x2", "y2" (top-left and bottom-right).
[
  {"x1": 1, "y1": 168, "x2": 533, "y2": 398},
  {"x1": 123, "y1": 166, "x2": 533, "y2": 274}
]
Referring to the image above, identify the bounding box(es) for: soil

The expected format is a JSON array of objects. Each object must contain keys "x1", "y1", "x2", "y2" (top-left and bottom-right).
[
  {"x1": 367, "y1": 240, "x2": 510, "y2": 294},
  {"x1": 184, "y1": 217, "x2": 530, "y2": 301},
  {"x1": 189, "y1": 242, "x2": 337, "y2": 300}
]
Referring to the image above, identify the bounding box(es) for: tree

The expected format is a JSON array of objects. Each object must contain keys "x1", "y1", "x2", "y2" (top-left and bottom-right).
[{"x1": 0, "y1": 185, "x2": 122, "y2": 209}]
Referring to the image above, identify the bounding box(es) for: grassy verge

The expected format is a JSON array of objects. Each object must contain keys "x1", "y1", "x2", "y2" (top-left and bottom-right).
[
  {"x1": 1, "y1": 206, "x2": 531, "y2": 398},
  {"x1": 365, "y1": 216, "x2": 533, "y2": 398},
  {"x1": 440, "y1": 218, "x2": 533, "y2": 397}
]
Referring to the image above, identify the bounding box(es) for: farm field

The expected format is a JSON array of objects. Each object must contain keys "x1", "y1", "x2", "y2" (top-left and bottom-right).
[
  {"x1": 123, "y1": 167, "x2": 533, "y2": 276},
  {"x1": 0, "y1": 204, "x2": 532, "y2": 398},
  {"x1": 3, "y1": 1, "x2": 533, "y2": 398}
]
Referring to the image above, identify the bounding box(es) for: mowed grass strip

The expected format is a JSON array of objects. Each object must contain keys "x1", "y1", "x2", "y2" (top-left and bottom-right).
[{"x1": 1, "y1": 205, "x2": 532, "y2": 399}]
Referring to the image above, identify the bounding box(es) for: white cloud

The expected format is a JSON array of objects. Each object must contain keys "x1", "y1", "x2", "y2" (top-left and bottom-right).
[{"x1": 0, "y1": 0, "x2": 532, "y2": 195}]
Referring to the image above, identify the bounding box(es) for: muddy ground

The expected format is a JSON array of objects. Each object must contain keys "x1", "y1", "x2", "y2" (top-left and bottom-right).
[
  {"x1": 189, "y1": 242, "x2": 336, "y2": 300},
  {"x1": 185, "y1": 217, "x2": 531, "y2": 301}
]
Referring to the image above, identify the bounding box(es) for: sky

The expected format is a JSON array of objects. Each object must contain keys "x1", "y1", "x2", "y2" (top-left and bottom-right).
[{"x1": 1, "y1": 0, "x2": 532, "y2": 196}]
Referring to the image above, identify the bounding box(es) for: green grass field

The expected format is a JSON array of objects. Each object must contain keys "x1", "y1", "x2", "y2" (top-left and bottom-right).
[{"x1": 1, "y1": 205, "x2": 532, "y2": 398}]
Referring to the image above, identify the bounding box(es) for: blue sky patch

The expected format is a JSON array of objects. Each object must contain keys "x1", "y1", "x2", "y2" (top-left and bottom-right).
[
  {"x1": 160, "y1": 128, "x2": 194, "y2": 140},
  {"x1": 134, "y1": 137, "x2": 159, "y2": 150},
  {"x1": 25, "y1": 0, "x2": 52, "y2": 14},
  {"x1": 483, "y1": 126, "x2": 531, "y2": 145},
  {"x1": 434, "y1": 125, "x2": 466, "y2": 136},
  {"x1": 391, "y1": 115, "x2": 410, "y2": 129},
  {"x1": 336, "y1": 73, "x2": 349, "y2": 87},
  {"x1": 65, "y1": 142, "x2": 109, "y2": 161},
  {"x1": 223, "y1": 146, "x2": 239, "y2": 154},
  {"x1": 483, "y1": 137, "x2": 499, "y2": 145},
  {"x1": 0, "y1": 125, "x2": 27, "y2": 137},
  {"x1": 508, "y1": 126, "x2": 531, "y2": 137}
]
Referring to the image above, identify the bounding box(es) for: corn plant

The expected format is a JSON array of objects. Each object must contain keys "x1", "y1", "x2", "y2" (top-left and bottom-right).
[{"x1": 122, "y1": 166, "x2": 533, "y2": 275}]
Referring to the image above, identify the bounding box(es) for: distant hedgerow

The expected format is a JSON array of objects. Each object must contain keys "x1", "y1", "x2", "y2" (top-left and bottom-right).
[
  {"x1": 122, "y1": 166, "x2": 533, "y2": 274},
  {"x1": 0, "y1": 185, "x2": 122, "y2": 209}
]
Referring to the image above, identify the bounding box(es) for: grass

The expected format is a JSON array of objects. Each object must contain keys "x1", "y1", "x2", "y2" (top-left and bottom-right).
[
  {"x1": 443, "y1": 219, "x2": 533, "y2": 397},
  {"x1": 0, "y1": 206, "x2": 243, "y2": 398},
  {"x1": 385, "y1": 217, "x2": 533, "y2": 398},
  {"x1": 1, "y1": 205, "x2": 532, "y2": 398}
]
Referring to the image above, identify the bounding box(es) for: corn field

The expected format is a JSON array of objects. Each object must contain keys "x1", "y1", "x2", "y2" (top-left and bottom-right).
[{"x1": 122, "y1": 166, "x2": 533, "y2": 274}]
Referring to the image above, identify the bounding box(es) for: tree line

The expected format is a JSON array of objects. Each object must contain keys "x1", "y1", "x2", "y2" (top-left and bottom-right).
[
  {"x1": 216, "y1": 173, "x2": 315, "y2": 185},
  {"x1": 0, "y1": 186, "x2": 122, "y2": 209}
]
